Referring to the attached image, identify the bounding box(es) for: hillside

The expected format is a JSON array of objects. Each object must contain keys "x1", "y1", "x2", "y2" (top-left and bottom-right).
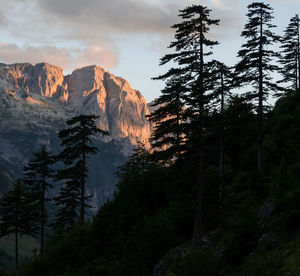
[{"x1": 14, "y1": 89, "x2": 300, "y2": 275}]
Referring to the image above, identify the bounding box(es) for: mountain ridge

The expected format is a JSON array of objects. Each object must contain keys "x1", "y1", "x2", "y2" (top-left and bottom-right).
[
  {"x1": 0, "y1": 62, "x2": 151, "y2": 155},
  {"x1": 0, "y1": 62, "x2": 152, "y2": 207}
]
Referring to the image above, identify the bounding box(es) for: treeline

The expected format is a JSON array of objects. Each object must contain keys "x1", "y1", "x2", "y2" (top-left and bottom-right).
[
  {"x1": 149, "y1": 1, "x2": 299, "y2": 247},
  {"x1": 1, "y1": 2, "x2": 300, "y2": 275},
  {"x1": 0, "y1": 115, "x2": 108, "y2": 274},
  {"x1": 16, "y1": 89, "x2": 300, "y2": 275}
]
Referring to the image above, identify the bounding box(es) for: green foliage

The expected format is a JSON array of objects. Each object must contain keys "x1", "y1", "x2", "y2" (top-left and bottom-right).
[
  {"x1": 149, "y1": 75, "x2": 188, "y2": 163},
  {"x1": 53, "y1": 114, "x2": 109, "y2": 229},
  {"x1": 235, "y1": 2, "x2": 281, "y2": 99},
  {"x1": 265, "y1": 89, "x2": 300, "y2": 231},
  {"x1": 0, "y1": 266, "x2": 9, "y2": 276},
  {"x1": 0, "y1": 234, "x2": 38, "y2": 272},
  {"x1": 0, "y1": 180, "x2": 32, "y2": 237},
  {"x1": 240, "y1": 234, "x2": 300, "y2": 276},
  {"x1": 279, "y1": 14, "x2": 300, "y2": 91},
  {"x1": 170, "y1": 247, "x2": 219, "y2": 276},
  {"x1": 22, "y1": 146, "x2": 55, "y2": 260},
  {"x1": 0, "y1": 180, "x2": 37, "y2": 274},
  {"x1": 0, "y1": 166, "x2": 14, "y2": 195}
]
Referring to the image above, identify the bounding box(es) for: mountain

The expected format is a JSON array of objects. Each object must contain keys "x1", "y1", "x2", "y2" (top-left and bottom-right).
[{"x1": 0, "y1": 62, "x2": 151, "y2": 206}]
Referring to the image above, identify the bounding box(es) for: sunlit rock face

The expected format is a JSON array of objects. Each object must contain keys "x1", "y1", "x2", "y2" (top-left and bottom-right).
[
  {"x1": 64, "y1": 65, "x2": 151, "y2": 152},
  {"x1": 0, "y1": 63, "x2": 151, "y2": 155},
  {"x1": 0, "y1": 62, "x2": 64, "y2": 98}
]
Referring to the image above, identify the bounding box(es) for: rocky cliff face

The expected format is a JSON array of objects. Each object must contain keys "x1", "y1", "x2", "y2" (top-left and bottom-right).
[
  {"x1": 0, "y1": 62, "x2": 151, "y2": 207},
  {"x1": 0, "y1": 62, "x2": 151, "y2": 155},
  {"x1": 0, "y1": 63, "x2": 64, "y2": 98},
  {"x1": 65, "y1": 65, "x2": 151, "y2": 150}
]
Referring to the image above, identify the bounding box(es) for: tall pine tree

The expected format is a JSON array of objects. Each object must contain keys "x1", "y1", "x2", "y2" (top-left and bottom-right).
[
  {"x1": 54, "y1": 114, "x2": 108, "y2": 229},
  {"x1": 23, "y1": 146, "x2": 54, "y2": 263},
  {"x1": 234, "y1": 2, "x2": 280, "y2": 186},
  {"x1": 279, "y1": 14, "x2": 300, "y2": 91},
  {"x1": 151, "y1": 5, "x2": 219, "y2": 244}
]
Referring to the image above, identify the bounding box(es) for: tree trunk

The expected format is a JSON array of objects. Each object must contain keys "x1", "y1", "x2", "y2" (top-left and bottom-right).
[
  {"x1": 296, "y1": 55, "x2": 298, "y2": 91},
  {"x1": 192, "y1": 14, "x2": 204, "y2": 246},
  {"x1": 219, "y1": 68, "x2": 225, "y2": 209},
  {"x1": 15, "y1": 221, "x2": 19, "y2": 276},
  {"x1": 40, "y1": 178, "x2": 45, "y2": 264},
  {"x1": 296, "y1": 18, "x2": 300, "y2": 88},
  {"x1": 176, "y1": 93, "x2": 181, "y2": 160},
  {"x1": 193, "y1": 131, "x2": 204, "y2": 246},
  {"x1": 80, "y1": 149, "x2": 86, "y2": 223},
  {"x1": 258, "y1": 9, "x2": 264, "y2": 187}
]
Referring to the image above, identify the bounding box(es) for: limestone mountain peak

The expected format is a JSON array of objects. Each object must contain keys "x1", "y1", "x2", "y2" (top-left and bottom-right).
[{"x1": 0, "y1": 62, "x2": 151, "y2": 155}]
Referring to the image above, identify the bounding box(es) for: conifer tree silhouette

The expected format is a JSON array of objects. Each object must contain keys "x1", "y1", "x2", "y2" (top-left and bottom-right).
[
  {"x1": 279, "y1": 14, "x2": 300, "y2": 91},
  {"x1": 0, "y1": 180, "x2": 33, "y2": 274},
  {"x1": 151, "y1": 4, "x2": 219, "y2": 244},
  {"x1": 149, "y1": 74, "x2": 188, "y2": 163},
  {"x1": 54, "y1": 114, "x2": 108, "y2": 229},
  {"x1": 23, "y1": 145, "x2": 54, "y2": 263},
  {"x1": 206, "y1": 60, "x2": 233, "y2": 208},
  {"x1": 234, "y1": 2, "x2": 280, "y2": 187}
]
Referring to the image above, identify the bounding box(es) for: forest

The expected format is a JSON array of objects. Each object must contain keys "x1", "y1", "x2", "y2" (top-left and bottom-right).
[{"x1": 1, "y1": 2, "x2": 300, "y2": 275}]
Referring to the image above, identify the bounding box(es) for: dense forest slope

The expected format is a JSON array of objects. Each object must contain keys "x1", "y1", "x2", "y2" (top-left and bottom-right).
[{"x1": 14, "y1": 90, "x2": 300, "y2": 276}]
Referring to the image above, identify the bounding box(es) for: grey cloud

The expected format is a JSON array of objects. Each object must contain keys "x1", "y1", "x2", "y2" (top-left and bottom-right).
[
  {"x1": 210, "y1": 5, "x2": 242, "y2": 39},
  {"x1": 36, "y1": 0, "x2": 181, "y2": 34},
  {"x1": 0, "y1": 43, "x2": 117, "y2": 70},
  {"x1": 210, "y1": 0, "x2": 240, "y2": 9},
  {"x1": 34, "y1": 0, "x2": 241, "y2": 42},
  {"x1": 272, "y1": 0, "x2": 300, "y2": 3},
  {"x1": 0, "y1": 0, "x2": 242, "y2": 72},
  {"x1": 0, "y1": 43, "x2": 73, "y2": 69},
  {"x1": 0, "y1": 9, "x2": 7, "y2": 26},
  {"x1": 0, "y1": 0, "x2": 243, "y2": 40}
]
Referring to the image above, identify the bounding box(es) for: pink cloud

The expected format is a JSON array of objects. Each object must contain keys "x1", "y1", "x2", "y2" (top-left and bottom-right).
[
  {"x1": 0, "y1": 43, "x2": 118, "y2": 71},
  {"x1": 75, "y1": 45, "x2": 118, "y2": 69}
]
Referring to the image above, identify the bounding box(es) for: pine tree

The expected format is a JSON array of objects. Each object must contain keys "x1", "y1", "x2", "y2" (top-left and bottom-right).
[
  {"x1": 23, "y1": 146, "x2": 54, "y2": 263},
  {"x1": 117, "y1": 143, "x2": 153, "y2": 185},
  {"x1": 54, "y1": 114, "x2": 108, "y2": 229},
  {"x1": 53, "y1": 166, "x2": 81, "y2": 230},
  {"x1": 207, "y1": 60, "x2": 233, "y2": 207},
  {"x1": 148, "y1": 74, "x2": 188, "y2": 163},
  {"x1": 0, "y1": 180, "x2": 33, "y2": 275},
  {"x1": 151, "y1": 4, "x2": 219, "y2": 244},
  {"x1": 279, "y1": 14, "x2": 300, "y2": 91},
  {"x1": 234, "y1": 2, "x2": 280, "y2": 186}
]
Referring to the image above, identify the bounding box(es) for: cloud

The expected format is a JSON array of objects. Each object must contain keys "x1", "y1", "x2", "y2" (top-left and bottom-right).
[
  {"x1": 0, "y1": 43, "x2": 72, "y2": 69},
  {"x1": 8, "y1": 0, "x2": 240, "y2": 39},
  {"x1": 272, "y1": 0, "x2": 300, "y2": 3},
  {"x1": 0, "y1": 0, "x2": 243, "y2": 71},
  {"x1": 75, "y1": 45, "x2": 118, "y2": 69},
  {"x1": 0, "y1": 9, "x2": 7, "y2": 27},
  {"x1": 0, "y1": 0, "x2": 185, "y2": 70},
  {"x1": 210, "y1": 0, "x2": 239, "y2": 8},
  {"x1": 36, "y1": 0, "x2": 180, "y2": 35},
  {"x1": 0, "y1": 43, "x2": 118, "y2": 71}
]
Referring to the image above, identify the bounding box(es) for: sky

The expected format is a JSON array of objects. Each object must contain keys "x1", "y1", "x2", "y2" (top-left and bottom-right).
[{"x1": 0, "y1": 0, "x2": 299, "y2": 102}]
